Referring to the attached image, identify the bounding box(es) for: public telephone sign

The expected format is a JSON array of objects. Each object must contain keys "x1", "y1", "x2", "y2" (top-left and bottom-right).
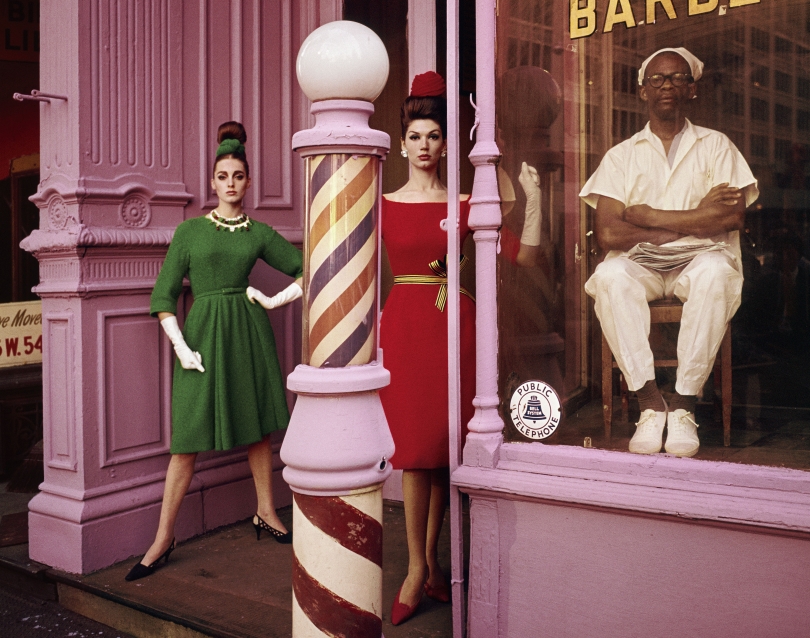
[
  {"x1": 569, "y1": 0, "x2": 761, "y2": 40},
  {"x1": 0, "y1": 300, "x2": 42, "y2": 368}
]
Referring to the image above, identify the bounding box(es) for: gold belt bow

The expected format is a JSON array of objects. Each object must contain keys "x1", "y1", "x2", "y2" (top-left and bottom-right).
[{"x1": 393, "y1": 254, "x2": 475, "y2": 311}]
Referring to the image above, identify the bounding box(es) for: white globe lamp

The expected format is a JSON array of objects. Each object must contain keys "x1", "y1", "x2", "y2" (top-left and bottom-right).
[{"x1": 296, "y1": 20, "x2": 389, "y2": 102}]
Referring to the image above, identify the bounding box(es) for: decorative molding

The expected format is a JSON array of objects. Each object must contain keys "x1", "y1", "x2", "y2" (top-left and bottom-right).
[
  {"x1": 31, "y1": 181, "x2": 192, "y2": 208},
  {"x1": 47, "y1": 195, "x2": 76, "y2": 230},
  {"x1": 120, "y1": 194, "x2": 152, "y2": 227},
  {"x1": 80, "y1": 227, "x2": 174, "y2": 247},
  {"x1": 86, "y1": 258, "x2": 163, "y2": 282},
  {"x1": 22, "y1": 226, "x2": 174, "y2": 255},
  {"x1": 39, "y1": 258, "x2": 82, "y2": 285},
  {"x1": 255, "y1": 0, "x2": 293, "y2": 210},
  {"x1": 90, "y1": 0, "x2": 180, "y2": 171},
  {"x1": 24, "y1": 237, "x2": 168, "y2": 297},
  {"x1": 21, "y1": 228, "x2": 84, "y2": 255},
  {"x1": 45, "y1": 312, "x2": 77, "y2": 471}
]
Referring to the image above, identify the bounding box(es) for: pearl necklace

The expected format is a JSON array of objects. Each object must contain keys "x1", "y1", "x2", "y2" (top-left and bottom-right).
[{"x1": 207, "y1": 209, "x2": 252, "y2": 232}]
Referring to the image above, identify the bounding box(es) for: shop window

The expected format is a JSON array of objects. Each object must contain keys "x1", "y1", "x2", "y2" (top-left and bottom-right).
[
  {"x1": 775, "y1": 36, "x2": 793, "y2": 55},
  {"x1": 751, "y1": 65, "x2": 769, "y2": 88},
  {"x1": 775, "y1": 139, "x2": 793, "y2": 163},
  {"x1": 732, "y1": 21, "x2": 746, "y2": 43},
  {"x1": 494, "y1": 0, "x2": 810, "y2": 472},
  {"x1": 612, "y1": 62, "x2": 637, "y2": 96},
  {"x1": 751, "y1": 134, "x2": 768, "y2": 158},
  {"x1": 798, "y1": 76, "x2": 810, "y2": 99},
  {"x1": 775, "y1": 71, "x2": 792, "y2": 93},
  {"x1": 775, "y1": 104, "x2": 792, "y2": 128},
  {"x1": 0, "y1": 156, "x2": 39, "y2": 304},
  {"x1": 751, "y1": 27, "x2": 770, "y2": 52},
  {"x1": 723, "y1": 91, "x2": 744, "y2": 117},
  {"x1": 722, "y1": 52, "x2": 744, "y2": 79},
  {"x1": 751, "y1": 97, "x2": 769, "y2": 122}
]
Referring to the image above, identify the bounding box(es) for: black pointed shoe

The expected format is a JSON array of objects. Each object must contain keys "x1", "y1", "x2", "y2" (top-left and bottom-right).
[
  {"x1": 253, "y1": 514, "x2": 292, "y2": 544},
  {"x1": 125, "y1": 538, "x2": 175, "y2": 582}
]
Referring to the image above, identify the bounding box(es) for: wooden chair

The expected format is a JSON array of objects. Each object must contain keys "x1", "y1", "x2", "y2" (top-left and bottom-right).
[{"x1": 601, "y1": 299, "x2": 732, "y2": 446}]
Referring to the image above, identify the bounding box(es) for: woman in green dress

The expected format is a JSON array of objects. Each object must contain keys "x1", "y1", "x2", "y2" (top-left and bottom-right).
[{"x1": 126, "y1": 121, "x2": 303, "y2": 582}]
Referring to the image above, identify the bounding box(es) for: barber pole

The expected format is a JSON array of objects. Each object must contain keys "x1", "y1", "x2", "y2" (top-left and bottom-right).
[
  {"x1": 304, "y1": 153, "x2": 378, "y2": 368},
  {"x1": 291, "y1": 491, "x2": 383, "y2": 635},
  {"x1": 281, "y1": 21, "x2": 393, "y2": 638}
]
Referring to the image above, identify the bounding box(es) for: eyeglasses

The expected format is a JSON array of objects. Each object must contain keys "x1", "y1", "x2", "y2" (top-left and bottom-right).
[{"x1": 644, "y1": 72, "x2": 694, "y2": 88}]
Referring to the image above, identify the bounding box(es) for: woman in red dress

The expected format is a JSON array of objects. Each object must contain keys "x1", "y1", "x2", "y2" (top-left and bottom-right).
[{"x1": 380, "y1": 72, "x2": 476, "y2": 625}]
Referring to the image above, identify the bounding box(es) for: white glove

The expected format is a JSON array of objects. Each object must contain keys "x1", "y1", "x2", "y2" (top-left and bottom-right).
[
  {"x1": 160, "y1": 316, "x2": 205, "y2": 372},
  {"x1": 518, "y1": 162, "x2": 541, "y2": 247},
  {"x1": 246, "y1": 282, "x2": 303, "y2": 310}
]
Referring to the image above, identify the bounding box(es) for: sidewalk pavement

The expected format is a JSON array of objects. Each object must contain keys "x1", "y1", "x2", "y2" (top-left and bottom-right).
[{"x1": 1, "y1": 501, "x2": 457, "y2": 637}]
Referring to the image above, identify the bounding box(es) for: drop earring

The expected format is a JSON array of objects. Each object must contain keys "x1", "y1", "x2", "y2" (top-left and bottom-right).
[{"x1": 401, "y1": 150, "x2": 408, "y2": 158}]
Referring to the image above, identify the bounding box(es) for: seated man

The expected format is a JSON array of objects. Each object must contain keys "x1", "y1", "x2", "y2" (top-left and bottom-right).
[{"x1": 580, "y1": 47, "x2": 758, "y2": 457}]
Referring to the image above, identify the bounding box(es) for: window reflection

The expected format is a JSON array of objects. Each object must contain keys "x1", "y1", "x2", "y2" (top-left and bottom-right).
[{"x1": 495, "y1": 0, "x2": 810, "y2": 470}]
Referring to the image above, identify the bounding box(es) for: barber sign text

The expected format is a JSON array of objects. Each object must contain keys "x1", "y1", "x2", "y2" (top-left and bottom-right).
[
  {"x1": 0, "y1": 300, "x2": 43, "y2": 368},
  {"x1": 510, "y1": 380, "x2": 562, "y2": 441},
  {"x1": 570, "y1": 0, "x2": 761, "y2": 40}
]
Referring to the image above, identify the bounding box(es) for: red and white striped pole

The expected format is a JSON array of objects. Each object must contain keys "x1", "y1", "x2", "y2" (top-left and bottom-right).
[{"x1": 281, "y1": 21, "x2": 394, "y2": 638}]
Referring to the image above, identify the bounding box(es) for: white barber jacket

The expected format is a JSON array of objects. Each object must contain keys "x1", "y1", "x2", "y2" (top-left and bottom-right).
[{"x1": 580, "y1": 119, "x2": 759, "y2": 267}]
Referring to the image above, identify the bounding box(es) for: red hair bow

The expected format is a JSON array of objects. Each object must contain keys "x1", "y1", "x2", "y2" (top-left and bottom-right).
[{"x1": 410, "y1": 71, "x2": 446, "y2": 97}]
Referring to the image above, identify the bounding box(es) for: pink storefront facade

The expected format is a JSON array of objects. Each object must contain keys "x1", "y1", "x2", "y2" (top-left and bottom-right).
[{"x1": 22, "y1": 0, "x2": 810, "y2": 636}]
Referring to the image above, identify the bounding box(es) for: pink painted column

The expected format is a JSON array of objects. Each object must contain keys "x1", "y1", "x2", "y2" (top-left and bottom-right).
[
  {"x1": 280, "y1": 22, "x2": 394, "y2": 637},
  {"x1": 20, "y1": 0, "x2": 190, "y2": 574},
  {"x1": 458, "y1": 2, "x2": 505, "y2": 637},
  {"x1": 463, "y1": 0, "x2": 504, "y2": 468},
  {"x1": 21, "y1": 0, "x2": 328, "y2": 575}
]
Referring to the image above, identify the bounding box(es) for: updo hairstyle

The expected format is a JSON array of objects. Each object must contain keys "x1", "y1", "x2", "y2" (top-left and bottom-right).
[
  {"x1": 214, "y1": 121, "x2": 250, "y2": 177},
  {"x1": 400, "y1": 96, "x2": 447, "y2": 139},
  {"x1": 400, "y1": 71, "x2": 447, "y2": 139}
]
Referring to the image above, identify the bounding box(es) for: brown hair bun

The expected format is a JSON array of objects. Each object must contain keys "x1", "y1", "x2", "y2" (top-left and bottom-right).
[
  {"x1": 214, "y1": 121, "x2": 250, "y2": 176},
  {"x1": 217, "y1": 121, "x2": 247, "y2": 145}
]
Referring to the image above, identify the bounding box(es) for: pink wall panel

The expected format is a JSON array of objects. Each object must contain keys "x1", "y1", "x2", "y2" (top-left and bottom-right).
[
  {"x1": 101, "y1": 311, "x2": 166, "y2": 462},
  {"x1": 497, "y1": 498, "x2": 810, "y2": 638},
  {"x1": 45, "y1": 314, "x2": 76, "y2": 471}
]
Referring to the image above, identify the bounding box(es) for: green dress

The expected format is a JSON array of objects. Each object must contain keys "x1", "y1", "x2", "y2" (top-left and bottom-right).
[{"x1": 150, "y1": 215, "x2": 303, "y2": 453}]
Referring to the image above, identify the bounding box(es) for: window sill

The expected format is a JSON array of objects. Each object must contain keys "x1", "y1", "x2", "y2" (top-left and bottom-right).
[{"x1": 453, "y1": 439, "x2": 810, "y2": 534}]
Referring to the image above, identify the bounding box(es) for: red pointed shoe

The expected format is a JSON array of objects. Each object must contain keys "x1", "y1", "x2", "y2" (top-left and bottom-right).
[
  {"x1": 424, "y1": 580, "x2": 451, "y2": 603},
  {"x1": 391, "y1": 584, "x2": 420, "y2": 626}
]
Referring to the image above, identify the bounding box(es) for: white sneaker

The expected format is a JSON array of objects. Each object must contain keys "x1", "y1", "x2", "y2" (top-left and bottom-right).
[
  {"x1": 628, "y1": 409, "x2": 667, "y2": 454},
  {"x1": 665, "y1": 410, "x2": 700, "y2": 457}
]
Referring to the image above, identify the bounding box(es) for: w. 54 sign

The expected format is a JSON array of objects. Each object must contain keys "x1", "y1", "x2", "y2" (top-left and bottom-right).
[{"x1": 0, "y1": 300, "x2": 42, "y2": 367}]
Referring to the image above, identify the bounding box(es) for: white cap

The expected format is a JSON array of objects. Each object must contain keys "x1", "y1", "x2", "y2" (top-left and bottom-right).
[{"x1": 638, "y1": 47, "x2": 704, "y2": 86}]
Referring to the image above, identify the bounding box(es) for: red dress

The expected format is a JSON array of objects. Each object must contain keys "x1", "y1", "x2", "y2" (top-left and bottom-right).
[{"x1": 380, "y1": 198, "x2": 476, "y2": 469}]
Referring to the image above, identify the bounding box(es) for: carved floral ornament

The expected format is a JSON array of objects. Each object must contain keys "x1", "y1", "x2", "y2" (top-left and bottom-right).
[
  {"x1": 47, "y1": 195, "x2": 74, "y2": 230},
  {"x1": 120, "y1": 194, "x2": 152, "y2": 228}
]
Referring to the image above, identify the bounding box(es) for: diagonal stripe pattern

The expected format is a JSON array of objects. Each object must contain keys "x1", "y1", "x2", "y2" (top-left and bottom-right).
[
  {"x1": 292, "y1": 489, "x2": 384, "y2": 637},
  {"x1": 305, "y1": 154, "x2": 379, "y2": 368}
]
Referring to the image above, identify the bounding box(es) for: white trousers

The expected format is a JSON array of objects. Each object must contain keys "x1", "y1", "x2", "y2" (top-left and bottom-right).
[{"x1": 585, "y1": 252, "x2": 743, "y2": 395}]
